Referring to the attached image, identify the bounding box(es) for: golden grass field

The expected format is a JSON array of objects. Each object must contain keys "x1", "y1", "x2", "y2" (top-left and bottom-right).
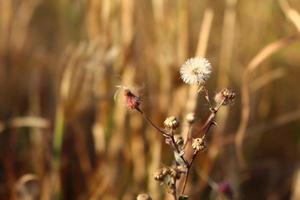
[{"x1": 1, "y1": 0, "x2": 300, "y2": 199}]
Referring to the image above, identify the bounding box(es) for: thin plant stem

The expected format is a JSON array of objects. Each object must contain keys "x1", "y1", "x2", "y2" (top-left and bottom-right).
[
  {"x1": 136, "y1": 108, "x2": 169, "y2": 137},
  {"x1": 170, "y1": 133, "x2": 189, "y2": 167},
  {"x1": 136, "y1": 107, "x2": 189, "y2": 166},
  {"x1": 181, "y1": 151, "x2": 198, "y2": 195},
  {"x1": 172, "y1": 178, "x2": 177, "y2": 200},
  {"x1": 53, "y1": 106, "x2": 65, "y2": 169},
  {"x1": 203, "y1": 85, "x2": 213, "y2": 109},
  {"x1": 51, "y1": 105, "x2": 65, "y2": 199},
  {"x1": 214, "y1": 98, "x2": 225, "y2": 112},
  {"x1": 183, "y1": 124, "x2": 193, "y2": 148}
]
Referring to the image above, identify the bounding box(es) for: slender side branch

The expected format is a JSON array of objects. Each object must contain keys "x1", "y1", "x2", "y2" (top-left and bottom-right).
[
  {"x1": 203, "y1": 85, "x2": 213, "y2": 109},
  {"x1": 181, "y1": 151, "x2": 199, "y2": 195},
  {"x1": 136, "y1": 108, "x2": 169, "y2": 137},
  {"x1": 136, "y1": 108, "x2": 189, "y2": 166}
]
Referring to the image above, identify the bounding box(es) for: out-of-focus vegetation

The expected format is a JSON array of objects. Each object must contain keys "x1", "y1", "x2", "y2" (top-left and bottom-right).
[{"x1": 0, "y1": 0, "x2": 300, "y2": 199}]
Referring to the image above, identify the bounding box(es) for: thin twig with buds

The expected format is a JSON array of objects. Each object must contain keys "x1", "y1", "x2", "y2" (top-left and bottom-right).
[{"x1": 128, "y1": 56, "x2": 236, "y2": 200}]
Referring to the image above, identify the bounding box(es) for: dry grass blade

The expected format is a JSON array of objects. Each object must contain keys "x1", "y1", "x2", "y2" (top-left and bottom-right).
[
  {"x1": 222, "y1": 109, "x2": 300, "y2": 146},
  {"x1": 235, "y1": 33, "x2": 300, "y2": 169},
  {"x1": 292, "y1": 168, "x2": 300, "y2": 200},
  {"x1": 10, "y1": 117, "x2": 50, "y2": 129},
  {"x1": 2, "y1": 1, "x2": 300, "y2": 199},
  {"x1": 279, "y1": 0, "x2": 300, "y2": 32},
  {"x1": 0, "y1": 117, "x2": 50, "y2": 134},
  {"x1": 251, "y1": 67, "x2": 286, "y2": 91}
]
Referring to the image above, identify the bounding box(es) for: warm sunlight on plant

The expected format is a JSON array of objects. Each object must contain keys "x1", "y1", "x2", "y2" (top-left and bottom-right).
[{"x1": 0, "y1": 0, "x2": 300, "y2": 200}]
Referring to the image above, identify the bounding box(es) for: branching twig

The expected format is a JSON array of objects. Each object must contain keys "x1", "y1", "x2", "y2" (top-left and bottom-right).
[
  {"x1": 136, "y1": 108, "x2": 189, "y2": 166},
  {"x1": 180, "y1": 99, "x2": 224, "y2": 196}
]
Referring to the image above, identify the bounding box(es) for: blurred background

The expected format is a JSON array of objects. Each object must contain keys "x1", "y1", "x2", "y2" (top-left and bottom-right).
[{"x1": 0, "y1": 0, "x2": 300, "y2": 199}]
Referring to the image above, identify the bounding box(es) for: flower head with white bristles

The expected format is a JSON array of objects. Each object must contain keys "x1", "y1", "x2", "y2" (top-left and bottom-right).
[{"x1": 180, "y1": 57, "x2": 212, "y2": 85}]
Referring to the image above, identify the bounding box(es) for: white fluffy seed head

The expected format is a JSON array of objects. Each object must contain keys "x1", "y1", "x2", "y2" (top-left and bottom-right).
[{"x1": 180, "y1": 57, "x2": 212, "y2": 85}]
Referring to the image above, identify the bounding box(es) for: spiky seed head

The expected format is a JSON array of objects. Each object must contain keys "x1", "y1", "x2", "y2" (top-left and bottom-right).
[
  {"x1": 192, "y1": 138, "x2": 207, "y2": 152},
  {"x1": 153, "y1": 167, "x2": 169, "y2": 181},
  {"x1": 214, "y1": 89, "x2": 235, "y2": 106}
]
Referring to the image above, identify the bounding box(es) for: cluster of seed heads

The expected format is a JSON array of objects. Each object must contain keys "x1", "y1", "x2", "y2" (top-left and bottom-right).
[
  {"x1": 153, "y1": 166, "x2": 186, "y2": 195},
  {"x1": 153, "y1": 167, "x2": 169, "y2": 181},
  {"x1": 154, "y1": 166, "x2": 181, "y2": 181}
]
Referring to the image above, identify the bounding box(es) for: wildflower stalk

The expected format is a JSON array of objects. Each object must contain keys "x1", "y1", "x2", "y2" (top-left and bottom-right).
[{"x1": 130, "y1": 56, "x2": 236, "y2": 199}]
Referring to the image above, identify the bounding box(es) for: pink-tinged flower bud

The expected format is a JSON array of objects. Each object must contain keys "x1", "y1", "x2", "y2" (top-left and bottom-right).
[
  {"x1": 124, "y1": 89, "x2": 141, "y2": 110},
  {"x1": 218, "y1": 181, "x2": 233, "y2": 198}
]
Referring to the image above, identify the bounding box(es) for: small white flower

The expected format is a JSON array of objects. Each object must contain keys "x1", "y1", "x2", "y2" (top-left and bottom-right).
[{"x1": 180, "y1": 57, "x2": 212, "y2": 85}]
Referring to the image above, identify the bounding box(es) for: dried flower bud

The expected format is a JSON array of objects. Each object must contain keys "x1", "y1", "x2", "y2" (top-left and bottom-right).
[
  {"x1": 192, "y1": 138, "x2": 206, "y2": 152},
  {"x1": 163, "y1": 116, "x2": 180, "y2": 130},
  {"x1": 124, "y1": 89, "x2": 141, "y2": 110},
  {"x1": 153, "y1": 171, "x2": 163, "y2": 181},
  {"x1": 174, "y1": 135, "x2": 184, "y2": 148},
  {"x1": 186, "y1": 112, "x2": 195, "y2": 124},
  {"x1": 153, "y1": 167, "x2": 169, "y2": 181},
  {"x1": 169, "y1": 167, "x2": 180, "y2": 179},
  {"x1": 137, "y1": 193, "x2": 152, "y2": 200},
  {"x1": 161, "y1": 167, "x2": 169, "y2": 176},
  {"x1": 214, "y1": 89, "x2": 235, "y2": 106}
]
